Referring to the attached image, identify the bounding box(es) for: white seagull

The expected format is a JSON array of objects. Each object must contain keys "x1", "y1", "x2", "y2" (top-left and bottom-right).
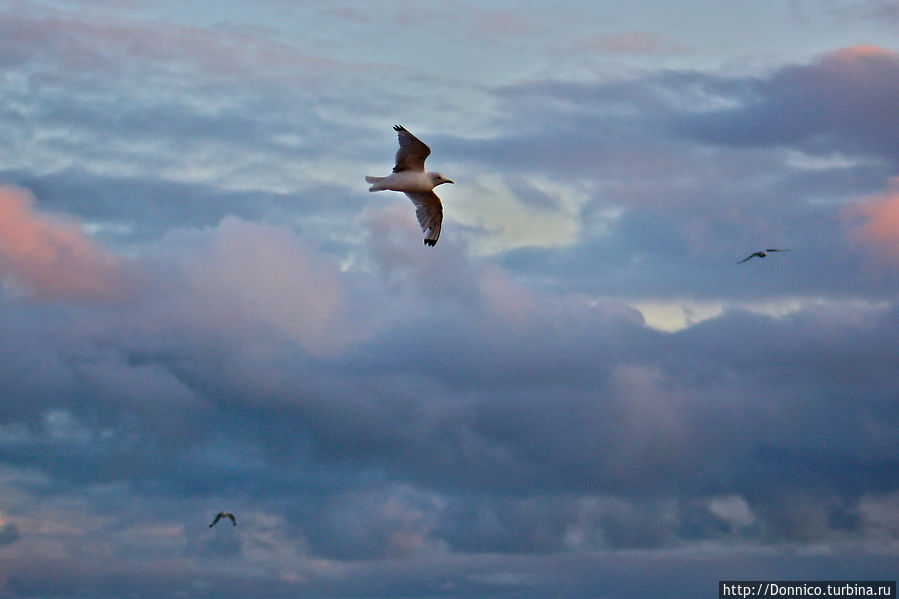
[
  {"x1": 366, "y1": 125, "x2": 453, "y2": 247},
  {"x1": 209, "y1": 512, "x2": 237, "y2": 527},
  {"x1": 738, "y1": 248, "x2": 791, "y2": 263}
]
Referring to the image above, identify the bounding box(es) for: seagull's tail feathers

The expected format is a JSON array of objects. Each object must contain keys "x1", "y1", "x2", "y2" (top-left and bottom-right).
[{"x1": 365, "y1": 176, "x2": 387, "y2": 191}]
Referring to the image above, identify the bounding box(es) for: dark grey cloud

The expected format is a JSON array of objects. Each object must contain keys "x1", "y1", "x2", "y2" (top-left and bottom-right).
[
  {"x1": 458, "y1": 47, "x2": 899, "y2": 175},
  {"x1": 0, "y1": 237, "x2": 895, "y2": 595},
  {"x1": 676, "y1": 47, "x2": 899, "y2": 163}
]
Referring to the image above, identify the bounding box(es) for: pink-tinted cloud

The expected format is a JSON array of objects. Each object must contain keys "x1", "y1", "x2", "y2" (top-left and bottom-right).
[
  {"x1": 170, "y1": 216, "x2": 348, "y2": 356},
  {"x1": 828, "y1": 44, "x2": 893, "y2": 61},
  {"x1": 0, "y1": 186, "x2": 126, "y2": 300},
  {"x1": 846, "y1": 177, "x2": 899, "y2": 265}
]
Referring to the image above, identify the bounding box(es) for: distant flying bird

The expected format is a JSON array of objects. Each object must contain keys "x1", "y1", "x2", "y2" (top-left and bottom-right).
[
  {"x1": 366, "y1": 125, "x2": 453, "y2": 247},
  {"x1": 209, "y1": 512, "x2": 237, "y2": 527},
  {"x1": 738, "y1": 248, "x2": 791, "y2": 263}
]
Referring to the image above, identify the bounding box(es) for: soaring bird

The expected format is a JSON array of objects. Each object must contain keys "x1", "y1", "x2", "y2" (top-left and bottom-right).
[
  {"x1": 366, "y1": 125, "x2": 453, "y2": 247},
  {"x1": 209, "y1": 512, "x2": 237, "y2": 527},
  {"x1": 738, "y1": 248, "x2": 791, "y2": 263}
]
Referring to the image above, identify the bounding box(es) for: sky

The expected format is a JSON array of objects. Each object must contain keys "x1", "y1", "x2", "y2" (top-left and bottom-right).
[{"x1": 0, "y1": 0, "x2": 898, "y2": 597}]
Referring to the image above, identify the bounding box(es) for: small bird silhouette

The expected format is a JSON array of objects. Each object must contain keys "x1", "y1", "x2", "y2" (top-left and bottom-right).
[
  {"x1": 209, "y1": 512, "x2": 237, "y2": 527},
  {"x1": 738, "y1": 248, "x2": 791, "y2": 263},
  {"x1": 366, "y1": 125, "x2": 453, "y2": 247}
]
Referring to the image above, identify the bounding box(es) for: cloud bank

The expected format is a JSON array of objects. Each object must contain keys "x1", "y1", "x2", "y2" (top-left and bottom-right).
[{"x1": 0, "y1": 189, "x2": 895, "y2": 596}]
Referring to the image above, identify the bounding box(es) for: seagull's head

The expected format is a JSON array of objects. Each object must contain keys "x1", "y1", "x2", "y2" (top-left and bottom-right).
[{"x1": 430, "y1": 172, "x2": 454, "y2": 187}]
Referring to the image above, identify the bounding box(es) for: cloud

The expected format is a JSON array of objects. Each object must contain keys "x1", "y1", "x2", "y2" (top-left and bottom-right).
[
  {"x1": 169, "y1": 216, "x2": 349, "y2": 356},
  {"x1": 708, "y1": 495, "x2": 755, "y2": 530},
  {"x1": 0, "y1": 186, "x2": 128, "y2": 300},
  {"x1": 464, "y1": 45, "x2": 899, "y2": 181},
  {"x1": 846, "y1": 177, "x2": 899, "y2": 265},
  {"x1": 0, "y1": 198, "x2": 895, "y2": 595},
  {"x1": 676, "y1": 45, "x2": 899, "y2": 162}
]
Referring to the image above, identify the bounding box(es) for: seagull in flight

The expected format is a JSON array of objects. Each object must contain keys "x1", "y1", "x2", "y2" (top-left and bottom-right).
[
  {"x1": 738, "y1": 248, "x2": 791, "y2": 263},
  {"x1": 209, "y1": 512, "x2": 237, "y2": 527},
  {"x1": 366, "y1": 125, "x2": 453, "y2": 247}
]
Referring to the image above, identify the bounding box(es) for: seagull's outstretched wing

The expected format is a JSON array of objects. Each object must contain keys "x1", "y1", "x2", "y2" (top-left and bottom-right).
[
  {"x1": 738, "y1": 252, "x2": 762, "y2": 263},
  {"x1": 210, "y1": 511, "x2": 237, "y2": 527},
  {"x1": 393, "y1": 125, "x2": 430, "y2": 173},
  {"x1": 404, "y1": 191, "x2": 443, "y2": 246},
  {"x1": 766, "y1": 248, "x2": 790, "y2": 252}
]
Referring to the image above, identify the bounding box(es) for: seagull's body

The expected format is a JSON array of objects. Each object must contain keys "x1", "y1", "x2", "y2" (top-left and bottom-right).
[
  {"x1": 366, "y1": 125, "x2": 453, "y2": 246},
  {"x1": 209, "y1": 512, "x2": 237, "y2": 527},
  {"x1": 738, "y1": 248, "x2": 791, "y2": 263}
]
